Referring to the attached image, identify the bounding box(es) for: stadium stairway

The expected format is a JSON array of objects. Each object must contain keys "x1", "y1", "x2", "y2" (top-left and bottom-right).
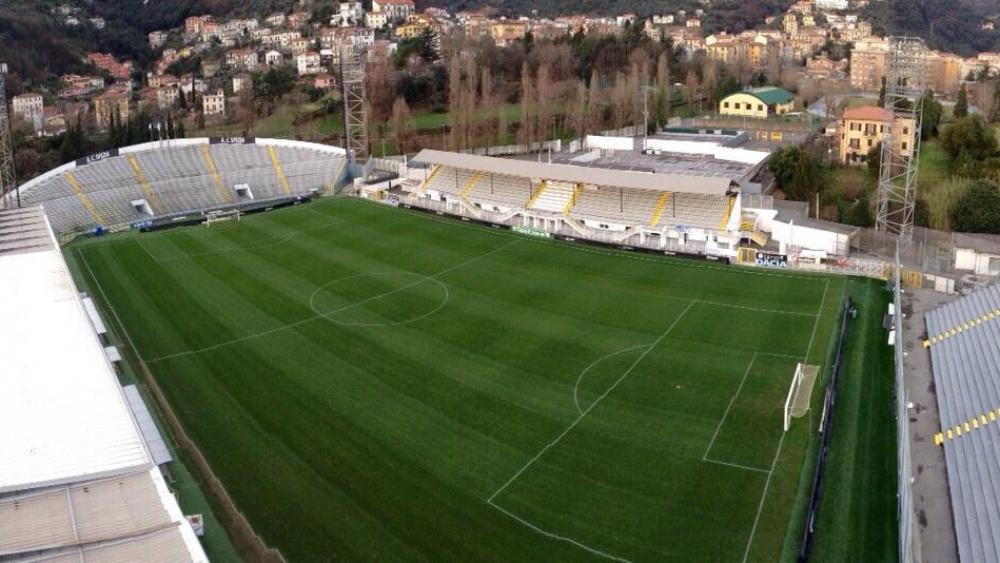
[
  {"x1": 200, "y1": 146, "x2": 235, "y2": 204},
  {"x1": 563, "y1": 184, "x2": 583, "y2": 216},
  {"x1": 924, "y1": 307, "x2": 1000, "y2": 348},
  {"x1": 63, "y1": 172, "x2": 106, "y2": 226},
  {"x1": 525, "y1": 180, "x2": 547, "y2": 209},
  {"x1": 126, "y1": 155, "x2": 165, "y2": 212},
  {"x1": 418, "y1": 165, "x2": 441, "y2": 192},
  {"x1": 718, "y1": 196, "x2": 737, "y2": 231},
  {"x1": 649, "y1": 192, "x2": 671, "y2": 227},
  {"x1": 530, "y1": 181, "x2": 575, "y2": 214},
  {"x1": 267, "y1": 146, "x2": 293, "y2": 196}
]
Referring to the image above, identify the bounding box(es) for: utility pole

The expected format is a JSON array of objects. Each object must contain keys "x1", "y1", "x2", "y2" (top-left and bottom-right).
[{"x1": 0, "y1": 63, "x2": 18, "y2": 209}]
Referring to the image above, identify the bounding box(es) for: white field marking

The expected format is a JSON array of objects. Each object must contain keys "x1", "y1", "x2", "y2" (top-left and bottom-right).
[
  {"x1": 703, "y1": 353, "x2": 758, "y2": 461},
  {"x1": 740, "y1": 278, "x2": 831, "y2": 563},
  {"x1": 573, "y1": 344, "x2": 652, "y2": 415},
  {"x1": 380, "y1": 200, "x2": 827, "y2": 282},
  {"x1": 693, "y1": 299, "x2": 816, "y2": 317},
  {"x1": 145, "y1": 239, "x2": 519, "y2": 363},
  {"x1": 486, "y1": 302, "x2": 694, "y2": 560},
  {"x1": 78, "y1": 248, "x2": 147, "y2": 363},
  {"x1": 147, "y1": 219, "x2": 339, "y2": 263},
  {"x1": 702, "y1": 458, "x2": 771, "y2": 474},
  {"x1": 488, "y1": 499, "x2": 632, "y2": 563},
  {"x1": 133, "y1": 235, "x2": 160, "y2": 263},
  {"x1": 308, "y1": 272, "x2": 451, "y2": 327}
]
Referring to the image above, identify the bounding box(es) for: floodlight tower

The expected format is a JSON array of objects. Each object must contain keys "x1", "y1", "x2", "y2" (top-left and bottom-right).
[
  {"x1": 339, "y1": 45, "x2": 369, "y2": 164},
  {"x1": 875, "y1": 37, "x2": 925, "y2": 253},
  {"x1": 0, "y1": 63, "x2": 18, "y2": 209}
]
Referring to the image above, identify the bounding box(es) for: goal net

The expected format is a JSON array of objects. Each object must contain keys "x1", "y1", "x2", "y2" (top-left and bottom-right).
[
  {"x1": 204, "y1": 209, "x2": 242, "y2": 227},
  {"x1": 784, "y1": 363, "x2": 820, "y2": 431}
]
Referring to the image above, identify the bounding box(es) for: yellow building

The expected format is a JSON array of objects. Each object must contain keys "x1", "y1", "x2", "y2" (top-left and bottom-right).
[
  {"x1": 719, "y1": 87, "x2": 795, "y2": 118},
  {"x1": 490, "y1": 21, "x2": 528, "y2": 47},
  {"x1": 93, "y1": 90, "x2": 130, "y2": 129},
  {"x1": 394, "y1": 21, "x2": 428, "y2": 39},
  {"x1": 838, "y1": 106, "x2": 916, "y2": 165}
]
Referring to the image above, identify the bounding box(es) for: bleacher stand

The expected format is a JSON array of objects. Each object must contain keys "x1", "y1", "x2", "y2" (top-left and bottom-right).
[
  {"x1": 925, "y1": 283, "x2": 1000, "y2": 563},
  {"x1": 15, "y1": 138, "x2": 349, "y2": 235}
]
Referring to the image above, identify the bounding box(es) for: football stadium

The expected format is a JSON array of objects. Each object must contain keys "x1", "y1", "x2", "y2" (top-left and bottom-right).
[{"x1": 4, "y1": 136, "x2": 903, "y2": 562}]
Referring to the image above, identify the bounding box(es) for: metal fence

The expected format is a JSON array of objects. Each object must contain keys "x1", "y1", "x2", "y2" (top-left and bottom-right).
[{"x1": 894, "y1": 247, "x2": 919, "y2": 563}]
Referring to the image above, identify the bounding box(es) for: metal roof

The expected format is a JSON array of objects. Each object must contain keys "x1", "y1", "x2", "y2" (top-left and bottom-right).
[
  {"x1": 740, "y1": 86, "x2": 795, "y2": 106},
  {"x1": 925, "y1": 283, "x2": 1000, "y2": 563},
  {"x1": 412, "y1": 149, "x2": 737, "y2": 196},
  {"x1": 0, "y1": 206, "x2": 150, "y2": 493},
  {"x1": 123, "y1": 385, "x2": 174, "y2": 466}
]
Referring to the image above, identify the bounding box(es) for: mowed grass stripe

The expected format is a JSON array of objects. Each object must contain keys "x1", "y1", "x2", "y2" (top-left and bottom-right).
[{"x1": 73, "y1": 197, "x2": 841, "y2": 562}]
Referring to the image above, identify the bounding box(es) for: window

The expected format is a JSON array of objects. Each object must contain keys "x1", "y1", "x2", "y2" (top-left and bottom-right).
[
  {"x1": 745, "y1": 102, "x2": 752, "y2": 110},
  {"x1": 989, "y1": 256, "x2": 1000, "y2": 275},
  {"x1": 723, "y1": 102, "x2": 730, "y2": 108},
  {"x1": 758, "y1": 104, "x2": 764, "y2": 111},
  {"x1": 868, "y1": 139, "x2": 873, "y2": 147},
  {"x1": 902, "y1": 142, "x2": 908, "y2": 150},
  {"x1": 903, "y1": 127, "x2": 909, "y2": 134},
  {"x1": 849, "y1": 139, "x2": 860, "y2": 149}
]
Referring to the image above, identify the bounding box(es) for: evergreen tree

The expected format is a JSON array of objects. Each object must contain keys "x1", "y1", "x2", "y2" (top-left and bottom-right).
[
  {"x1": 954, "y1": 84, "x2": 969, "y2": 118},
  {"x1": 176, "y1": 119, "x2": 186, "y2": 139},
  {"x1": 166, "y1": 112, "x2": 175, "y2": 139},
  {"x1": 877, "y1": 76, "x2": 886, "y2": 107},
  {"x1": 106, "y1": 109, "x2": 119, "y2": 149}
]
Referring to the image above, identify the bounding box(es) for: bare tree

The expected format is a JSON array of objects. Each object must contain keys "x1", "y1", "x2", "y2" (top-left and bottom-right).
[
  {"x1": 588, "y1": 71, "x2": 603, "y2": 132},
  {"x1": 685, "y1": 70, "x2": 700, "y2": 111},
  {"x1": 536, "y1": 64, "x2": 553, "y2": 142},
  {"x1": 520, "y1": 62, "x2": 535, "y2": 147},
  {"x1": 571, "y1": 79, "x2": 588, "y2": 139},
  {"x1": 448, "y1": 56, "x2": 462, "y2": 149},
  {"x1": 391, "y1": 96, "x2": 414, "y2": 153}
]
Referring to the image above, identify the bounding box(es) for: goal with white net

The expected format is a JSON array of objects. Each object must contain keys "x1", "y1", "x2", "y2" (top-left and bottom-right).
[
  {"x1": 204, "y1": 209, "x2": 242, "y2": 227},
  {"x1": 784, "y1": 363, "x2": 820, "y2": 431}
]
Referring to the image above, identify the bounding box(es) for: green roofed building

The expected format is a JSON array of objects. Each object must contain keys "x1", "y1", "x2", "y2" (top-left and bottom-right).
[{"x1": 719, "y1": 86, "x2": 795, "y2": 118}]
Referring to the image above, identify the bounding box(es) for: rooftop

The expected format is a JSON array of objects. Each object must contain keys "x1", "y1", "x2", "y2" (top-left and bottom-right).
[
  {"x1": 739, "y1": 86, "x2": 795, "y2": 106},
  {"x1": 842, "y1": 105, "x2": 895, "y2": 121},
  {"x1": 414, "y1": 149, "x2": 738, "y2": 196}
]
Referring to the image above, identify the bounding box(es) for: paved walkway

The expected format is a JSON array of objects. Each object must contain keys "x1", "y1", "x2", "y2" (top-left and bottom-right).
[{"x1": 902, "y1": 288, "x2": 958, "y2": 563}]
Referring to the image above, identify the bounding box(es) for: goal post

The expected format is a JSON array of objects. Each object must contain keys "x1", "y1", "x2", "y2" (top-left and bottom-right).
[
  {"x1": 204, "y1": 209, "x2": 242, "y2": 227},
  {"x1": 784, "y1": 363, "x2": 820, "y2": 432}
]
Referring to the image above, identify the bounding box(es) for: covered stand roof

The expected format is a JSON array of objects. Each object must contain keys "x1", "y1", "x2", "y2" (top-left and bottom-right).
[
  {"x1": 0, "y1": 206, "x2": 206, "y2": 562},
  {"x1": 412, "y1": 149, "x2": 738, "y2": 196},
  {"x1": 925, "y1": 283, "x2": 1000, "y2": 563}
]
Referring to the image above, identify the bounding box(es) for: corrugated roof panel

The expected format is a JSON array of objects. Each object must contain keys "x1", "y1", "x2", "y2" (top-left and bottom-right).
[{"x1": 925, "y1": 283, "x2": 1000, "y2": 563}]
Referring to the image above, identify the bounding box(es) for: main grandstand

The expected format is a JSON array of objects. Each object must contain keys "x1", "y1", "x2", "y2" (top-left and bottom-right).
[
  {"x1": 0, "y1": 206, "x2": 206, "y2": 562},
  {"x1": 15, "y1": 138, "x2": 349, "y2": 235},
  {"x1": 393, "y1": 133, "x2": 791, "y2": 260}
]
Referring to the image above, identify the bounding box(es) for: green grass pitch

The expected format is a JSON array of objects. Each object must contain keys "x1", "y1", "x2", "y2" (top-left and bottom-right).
[{"x1": 70, "y1": 197, "x2": 858, "y2": 562}]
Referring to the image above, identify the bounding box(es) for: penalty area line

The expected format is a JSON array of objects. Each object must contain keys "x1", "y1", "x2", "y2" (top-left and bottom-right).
[
  {"x1": 486, "y1": 302, "x2": 695, "y2": 561},
  {"x1": 488, "y1": 499, "x2": 631, "y2": 562}
]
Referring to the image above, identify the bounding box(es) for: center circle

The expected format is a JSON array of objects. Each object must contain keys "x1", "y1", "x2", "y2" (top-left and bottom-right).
[{"x1": 308, "y1": 272, "x2": 449, "y2": 327}]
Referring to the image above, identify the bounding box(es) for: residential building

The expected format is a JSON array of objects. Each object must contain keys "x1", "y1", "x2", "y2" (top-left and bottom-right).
[
  {"x1": 365, "y1": 10, "x2": 389, "y2": 29},
  {"x1": 297, "y1": 51, "x2": 323, "y2": 75},
  {"x1": 185, "y1": 15, "x2": 212, "y2": 34},
  {"x1": 265, "y1": 13, "x2": 286, "y2": 27},
  {"x1": 87, "y1": 52, "x2": 133, "y2": 80},
  {"x1": 202, "y1": 90, "x2": 226, "y2": 116},
  {"x1": 372, "y1": 0, "x2": 414, "y2": 23},
  {"x1": 849, "y1": 39, "x2": 887, "y2": 92},
  {"x1": 265, "y1": 50, "x2": 285, "y2": 66},
  {"x1": 148, "y1": 30, "x2": 169, "y2": 49},
  {"x1": 233, "y1": 74, "x2": 252, "y2": 94},
  {"x1": 339, "y1": 2, "x2": 364, "y2": 26},
  {"x1": 156, "y1": 86, "x2": 180, "y2": 109},
  {"x1": 225, "y1": 48, "x2": 259, "y2": 70},
  {"x1": 491, "y1": 20, "x2": 529, "y2": 47},
  {"x1": 816, "y1": 0, "x2": 849, "y2": 10},
  {"x1": 93, "y1": 90, "x2": 130, "y2": 128},
  {"x1": 838, "y1": 105, "x2": 916, "y2": 165},
  {"x1": 11, "y1": 93, "x2": 44, "y2": 131},
  {"x1": 314, "y1": 73, "x2": 335, "y2": 89},
  {"x1": 719, "y1": 87, "x2": 795, "y2": 118}
]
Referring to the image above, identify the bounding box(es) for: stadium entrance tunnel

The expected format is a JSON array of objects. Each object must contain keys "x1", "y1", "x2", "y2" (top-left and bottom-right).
[{"x1": 309, "y1": 272, "x2": 449, "y2": 327}]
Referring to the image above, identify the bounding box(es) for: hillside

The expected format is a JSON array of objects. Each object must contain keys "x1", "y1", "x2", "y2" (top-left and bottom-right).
[{"x1": 863, "y1": 0, "x2": 1000, "y2": 57}]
